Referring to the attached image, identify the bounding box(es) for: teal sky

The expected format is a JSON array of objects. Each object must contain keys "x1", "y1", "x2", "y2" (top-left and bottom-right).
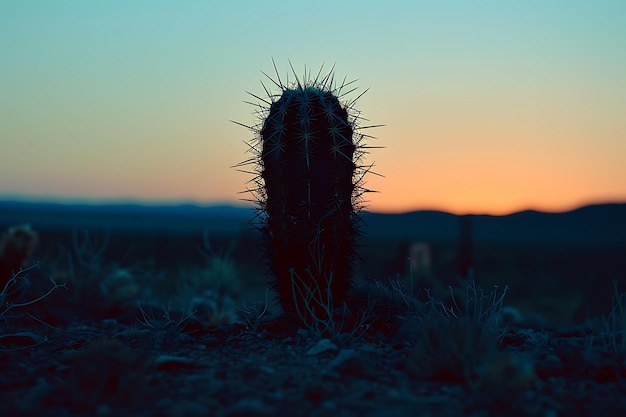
[{"x1": 1, "y1": 1, "x2": 625, "y2": 214}]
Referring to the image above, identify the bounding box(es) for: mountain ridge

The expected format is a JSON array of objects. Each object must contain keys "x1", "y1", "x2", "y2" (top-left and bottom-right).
[{"x1": 1, "y1": 200, "x2": 624, "y2": 245}]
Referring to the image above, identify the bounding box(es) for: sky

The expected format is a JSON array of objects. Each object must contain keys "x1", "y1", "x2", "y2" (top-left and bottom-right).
[{"x1": 1, "y1": 1, "x2": 625, "y2": 215}]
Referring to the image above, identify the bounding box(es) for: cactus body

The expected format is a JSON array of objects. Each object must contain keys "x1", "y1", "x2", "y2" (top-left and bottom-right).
[{"x1": 235, "y1": 62, "x2": 379, "y2": 322}]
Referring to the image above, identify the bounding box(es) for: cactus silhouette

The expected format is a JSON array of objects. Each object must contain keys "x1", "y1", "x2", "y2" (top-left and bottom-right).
[{"x1": 234, "y1": 61, "x2": 380, "y2": 323}]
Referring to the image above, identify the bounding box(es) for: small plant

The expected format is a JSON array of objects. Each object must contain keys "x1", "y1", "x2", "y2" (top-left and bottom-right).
[
  {"x1": 288, "y1": 268, "x2": 373, "y2": 340},
  {"x1": 234, "y1": 60, "x2": 381, "y2": 324},
  {"x1": 238, "y1": 288, "x2": 271, "y2": 332},
  {"x1": 406, "y1": 315, "x2": 499, "y2": 383},
  {"x1": 0, "y1": 224, "x2": 39, "y2": 289},
  {"x1": 601, "y1": 280, "x2": 626, "y2": 354},
  {"x1": 135, "y1": 302, "x2": 197, "y2": 348},
  {"x1": 425, "y1": 280, "x2": 509, "y2": 330},
  {"x1": 56, "y1": 229, "x2": 144, "y2": 309},
  {"x1": 405, "y1": 281, "x2": 510, "y2": 384},
  {"x1": 186, "y1": 230, "x2": 240, "y2": 299},
  {"x1": 347, "y1": 275, "x2": 428, "y2": 338},
  {"x1": 187, "y1": 289, "x2": 237, "y2": 326},
  {"x1": 0, "y1": 264, "x2": 66, "y2": 322},
  {"x1": 375, "y1": 273, "x2": 424, "y2": 316}
]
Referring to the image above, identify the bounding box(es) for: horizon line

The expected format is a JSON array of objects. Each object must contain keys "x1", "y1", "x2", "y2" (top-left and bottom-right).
[{"x1": 1, "y1": 194, "x2": 624, "y2": 217}]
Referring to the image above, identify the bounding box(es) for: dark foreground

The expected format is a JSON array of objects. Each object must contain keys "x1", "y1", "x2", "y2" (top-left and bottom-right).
[{"x1": 1, "y1": 304, "x2": 625, "y2": 417}]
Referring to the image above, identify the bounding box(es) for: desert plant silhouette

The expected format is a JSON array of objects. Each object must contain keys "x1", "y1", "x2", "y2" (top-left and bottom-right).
[{"x1": 234, "y1": 60, "x2": 381, "y2": 326}]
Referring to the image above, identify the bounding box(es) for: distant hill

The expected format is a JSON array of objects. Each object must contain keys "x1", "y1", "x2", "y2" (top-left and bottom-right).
[
  {"x1": 362, "y1": 203, "x2": 626, "y2": 246},
  {"x1": 0, "y1": 200, "x2": 253, "y2": 234},
  {"x1": 1, "y1": 200, "x2": 625, "y2": 245}
]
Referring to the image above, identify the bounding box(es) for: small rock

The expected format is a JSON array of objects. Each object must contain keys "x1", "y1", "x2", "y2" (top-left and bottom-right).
[
  {"x1": 154, "y1": 355, "x2": 208, "y2": 371},
  {"x1": 305, "y1": 338, "x2": 338, "y2": 356},
  {"x1": 259, "y1": 365, "x2": 275, "y2": 374},
  {"x1": 324, "y1": 348, "x2": 378, "y2": 379},
  {"x1": 0, "y1": 332, "x2": 45, "y2": 348},
  {"x1": 536, "y1": 354, "x2": 563, "y2": 379},
  {"x1": 223, "y1": 397, "x2": 272, "y2": 417}
]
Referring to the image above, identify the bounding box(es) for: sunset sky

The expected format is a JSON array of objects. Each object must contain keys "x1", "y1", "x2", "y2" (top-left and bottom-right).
[{"x1": 1, "y1": 1, "x2": 625, "y2": 215}]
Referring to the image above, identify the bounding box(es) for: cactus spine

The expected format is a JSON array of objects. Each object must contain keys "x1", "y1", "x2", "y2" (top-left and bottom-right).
[{"x1": 235, "y1": 61, "x2": 379, "y2": 323}]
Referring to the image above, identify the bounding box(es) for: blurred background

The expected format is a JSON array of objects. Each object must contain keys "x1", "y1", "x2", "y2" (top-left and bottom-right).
[
  {"x1": 1, "y1": 201, "x2": 624, "y2": 327},
  {"x1": 1, "y1": 1, "x2": 625, "y2": 327}
]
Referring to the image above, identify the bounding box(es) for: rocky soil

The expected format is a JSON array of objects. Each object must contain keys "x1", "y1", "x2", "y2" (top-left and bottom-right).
[{"x1": 2, "y1": 305, "x2": 626, "y2": 417}]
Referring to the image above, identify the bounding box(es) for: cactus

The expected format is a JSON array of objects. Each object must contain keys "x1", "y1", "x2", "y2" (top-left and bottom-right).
[{"x1": 234, "y1": 61, "x2": 380, "y2": 323}]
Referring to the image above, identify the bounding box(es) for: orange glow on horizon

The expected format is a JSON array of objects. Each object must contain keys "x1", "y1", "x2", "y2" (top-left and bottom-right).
[
  {"x1": 1, "y1": 3, "x2": 624, "y2": 216},
  {"x1": 366, "y1": 197, "x2": 626, "y2": 216}
]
